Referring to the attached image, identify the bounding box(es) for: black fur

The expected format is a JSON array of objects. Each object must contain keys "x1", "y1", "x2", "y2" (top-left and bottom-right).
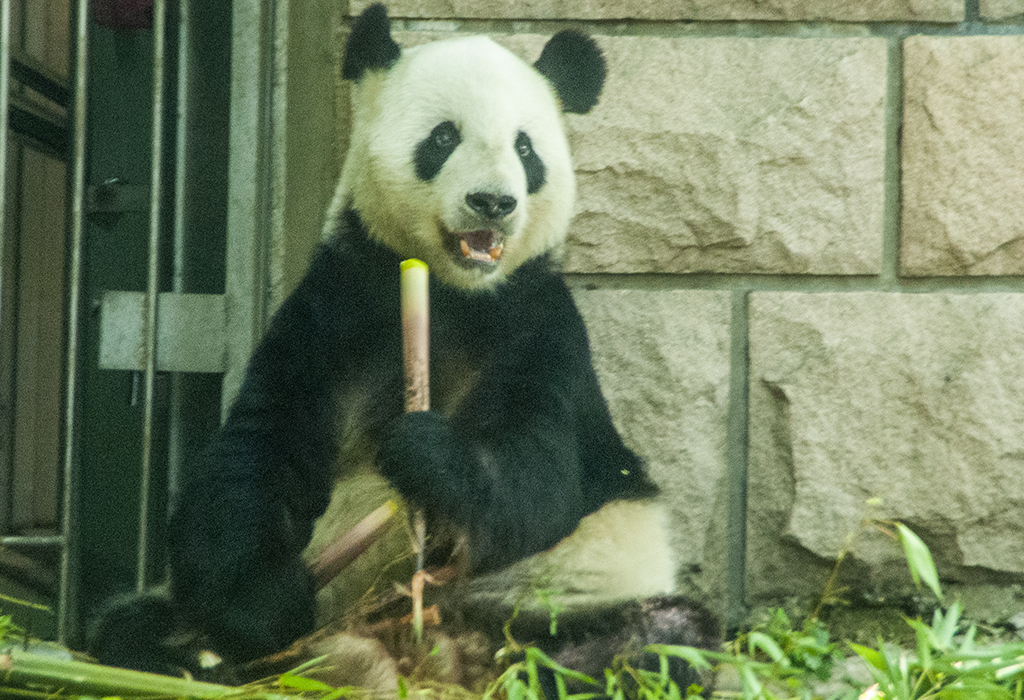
[
  {"x1": 342, "y1": 3, "x2": 401, "y2": 81},
  {"x1": 94, "y1": 209, "x2": 656, "y2": 670},
  {"x1": 516, "y1": 131, "x2": 546, "y2": 194},
  {"x1": 544, "y1": 596, "x2": 719, "y2": 697},
  {"x1": 414, "y1": 121, "x2": 461, "y2": 181},
  {"x1": 415, "y1": 123, "x2": 546, "y2": 196},
  {"x1": 534, "y1": 30, "x2": 606, "y2": 115},
  {"x1": 90, "y1": 594, "x2": 190, "y2": 676}
]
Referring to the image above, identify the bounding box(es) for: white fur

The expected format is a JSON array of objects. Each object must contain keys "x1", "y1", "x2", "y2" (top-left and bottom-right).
[
  {"x1": 307, "y1": 481, "x2": 677, "y2": 624},
  {"x1": 326, "y1": 36, "x2": 576, "y2": 290},
  {"x1": 461, "y1": 499, "x2": 677, "y2": 612}
]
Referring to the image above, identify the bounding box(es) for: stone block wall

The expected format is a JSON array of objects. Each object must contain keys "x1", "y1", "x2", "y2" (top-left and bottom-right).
[{"x1": 335, "y1": 1, "x2": 1024, "y2": 626}]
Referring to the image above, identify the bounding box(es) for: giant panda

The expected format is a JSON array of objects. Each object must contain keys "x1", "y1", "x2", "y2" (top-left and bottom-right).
[{"x1": 92, "y1": 3, "x2": 717, "y2": 688}]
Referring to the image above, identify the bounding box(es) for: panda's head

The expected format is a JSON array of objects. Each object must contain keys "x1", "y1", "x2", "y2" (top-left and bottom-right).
[{"x1": 336, "y1": 4, "x2": 605, "y2": 290}]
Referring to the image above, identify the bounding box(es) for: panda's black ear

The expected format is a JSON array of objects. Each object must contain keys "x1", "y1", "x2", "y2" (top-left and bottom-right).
[
  {"x1": 534, "y1": 31, "x2": 606, "y2": 114},
  {"x1": 343, "y1": 3, "x2": 401, "y2": 81}
]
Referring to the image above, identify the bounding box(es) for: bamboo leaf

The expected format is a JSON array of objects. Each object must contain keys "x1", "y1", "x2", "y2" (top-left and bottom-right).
[
  {"x1": 526, "y1": 647, "x2": 599, "y2": 686},
  {"x1": 646, "y1": 645, "x2": 713, "y2": 672},
  {"x1": 895, "y1": 523, "x2": 942, "y2": 602},
  {"x1": 934, "y1": 599, "x2": 963, "y2": 650},
  {"x1": 748, "y1": 631, "x2": 790, "y2": 667},
  {"x1": 738, "y1": 663, "x2": 763, "y2": 698},
  {"x1": 849, "y1": 642, "x2": 889, "y2": 673},
  {"x1": 279, "y1": 673, "x2": 334, "y2": 692},
  {"x1": 321, "y1": 687, "x2": 355, "y2": 700}
]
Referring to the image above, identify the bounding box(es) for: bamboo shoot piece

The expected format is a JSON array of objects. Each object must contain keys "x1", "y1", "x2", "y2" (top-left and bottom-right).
[
  {"x1": 400, "y1": 258, "x2": 430, "y2": 645},
  {"x1": 401, "y1": 258, "x2": 430, "y2": 414}
]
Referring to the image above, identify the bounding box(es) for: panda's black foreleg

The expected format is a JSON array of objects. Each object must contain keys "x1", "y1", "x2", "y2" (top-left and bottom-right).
[
  {"x1": 377, "y1": 402, "x2": 586, "y2": 574},
  {"x1": 89, "y1": 591, "x2": 196, "y2": 677},
  {"x1": 160, "y1": 235, "x2": 385, "y2": 665},
  {"x1": 168, "y1": 473, "x2": 319, "y2": 662},
  {"x1": 377, "y1": 268, "x2": 647, "y2": 575}
]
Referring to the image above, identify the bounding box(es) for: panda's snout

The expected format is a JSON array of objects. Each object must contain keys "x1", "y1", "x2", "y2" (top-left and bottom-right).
[{"x1": 465, "y1": 192, "x2": 517, "y2": 220}]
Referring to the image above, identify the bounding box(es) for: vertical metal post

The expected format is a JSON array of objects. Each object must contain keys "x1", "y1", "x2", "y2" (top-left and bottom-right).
[
  {"x1": 59, "y1": 0, "x2": 91, "y2": 644},
  {"x1": 167, "y1": 0, "x2": 191, "y2": 501},
  {"x1": 0, "y1": 0, "x2": 11, "y2": 281},
  {"x1": 224, "y1": 1, "x2": 275, "y2": 413},
  {"x1": 0, "y1": 0, "x2": 10, "y2": 556},
  {"x1": 137, "y1": 0, "x2": 168, "y2": 592}
]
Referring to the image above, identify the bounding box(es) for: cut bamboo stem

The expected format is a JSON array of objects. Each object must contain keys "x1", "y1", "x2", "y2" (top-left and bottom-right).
[
  {"x1": 400, "y1": 258, "x2": 430, "y2": 645},
  {"x1": 309, "y1": 500, "x2": 398, "y2": 591},
  {"x1": 401, "y1": 258, "x2": 430, "y2": 414}
]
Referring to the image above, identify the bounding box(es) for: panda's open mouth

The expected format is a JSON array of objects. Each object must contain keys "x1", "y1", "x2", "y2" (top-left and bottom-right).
[{"x1": 451, "y1": 229, "x2": 504, "y2": 267}]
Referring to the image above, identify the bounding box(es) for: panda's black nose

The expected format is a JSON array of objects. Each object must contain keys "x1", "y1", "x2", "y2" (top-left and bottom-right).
[{"x1": 466, "y1": 192, "x2": 517, "y2": 220}]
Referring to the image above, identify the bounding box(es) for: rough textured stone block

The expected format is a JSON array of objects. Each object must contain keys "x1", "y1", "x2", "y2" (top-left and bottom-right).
[
  {"x1": 980, "y1": 0, "x2": 1024, "y2": 18},
  {"x1": 350, "y1": 0, "x2": 961, "y2": 22},
  {"x1": 748, "y1": 292, "x2": 1024, "y2": 605},
  {"x1": 902, "y1": 36, "x2": 1024, "y2": 276},
  {"x1": 573, "y1": 288, "x2": 732, "y2": 609},
  {"x1": 563, "y1": 37, "x2": 887, "y2": 275}
]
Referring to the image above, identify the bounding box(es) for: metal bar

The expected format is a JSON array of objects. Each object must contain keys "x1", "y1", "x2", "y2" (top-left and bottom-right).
[
  {"x1": 7, "y1": 99, "x2": 68, "y2": 157},
  {"x1": 173, "y1": 0, "x2": 191, "y2": 296},
  {"x1": 168, "y1": 0, "x2": 192, "y2": 503},
  {"x1": 1, "y1": 535, "x2": 64, "y2": 548},
  {"x1": 58, "y1": 0, "x2": 91, "y2": 645},
  {"x1": 10, "y1": 52, "x2": 71, "y2": 107},
  {"x1": 223, "y1": 0, "x2": 275, "y2": 417},
  {"x1": 98, "y1": 291, "x2": 226, "y2": 373},
  {"x1": 0, "y1": 0, "x2": 10, "y2": 542},
  {"x1": 137, "y1": 0, "x2": 168, "y2": 593},
  {"x1": 0, "y1": 0, "x2": 11, "y2": 308}
]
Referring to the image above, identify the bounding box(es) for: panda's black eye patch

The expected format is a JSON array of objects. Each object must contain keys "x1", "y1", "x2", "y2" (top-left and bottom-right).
[
  {"x1": 516, "y1": 131, "x2": 546, "y2": 194},
  {"x1": 415, "y1": 121, "x2": 461, "y2": 181}
]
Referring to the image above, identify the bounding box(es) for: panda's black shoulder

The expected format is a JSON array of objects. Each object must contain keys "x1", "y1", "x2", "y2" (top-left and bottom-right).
[
  {"x1": 289, "y1": 210, "x2": 400, "y2": 313},
  {"x1": 321, "y1": 209, "x2": 401, "y2": 282},
  {"x1": 248, "y1": 210, "x2": 398, "y2": 376},
  {"x1": 506, "y1": 256, "x2": 592, "y2": 344}
]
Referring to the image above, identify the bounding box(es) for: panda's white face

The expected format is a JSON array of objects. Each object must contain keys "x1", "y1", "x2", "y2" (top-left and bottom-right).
[{"x1": 339, "y1": 37, "x2": 576, "y2": 290}]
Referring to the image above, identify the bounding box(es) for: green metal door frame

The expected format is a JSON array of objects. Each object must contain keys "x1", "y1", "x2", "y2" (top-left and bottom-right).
[{"x1": 77, "y1": 0, "x2": 341, "y2": 649}]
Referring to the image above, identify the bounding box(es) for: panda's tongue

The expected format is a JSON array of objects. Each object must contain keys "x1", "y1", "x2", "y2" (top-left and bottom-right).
[{"x1": 458, "y1": 229, "x2": 503, "y2": 263}]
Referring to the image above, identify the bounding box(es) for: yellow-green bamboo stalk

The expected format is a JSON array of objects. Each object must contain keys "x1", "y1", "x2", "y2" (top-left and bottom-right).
[
  {"x1": 400, "y1": 258, "x2": 430, "y2": 646},
  {"x1": 400, "y1": 258, "x2": 430, "y2": 415},
  {"x1": 1, "y1": 647, "x2": 232, "y2": 698}
]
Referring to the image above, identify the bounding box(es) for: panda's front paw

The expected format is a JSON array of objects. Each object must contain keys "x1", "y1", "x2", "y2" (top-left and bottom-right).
[{"x1": 378, "y1": 411, "x2": 469, "y2": 512}]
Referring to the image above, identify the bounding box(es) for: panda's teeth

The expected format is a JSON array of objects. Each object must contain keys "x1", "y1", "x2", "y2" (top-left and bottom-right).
[{"x1": 458, "y1": 235, "x2": 502, "y2": 263}]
